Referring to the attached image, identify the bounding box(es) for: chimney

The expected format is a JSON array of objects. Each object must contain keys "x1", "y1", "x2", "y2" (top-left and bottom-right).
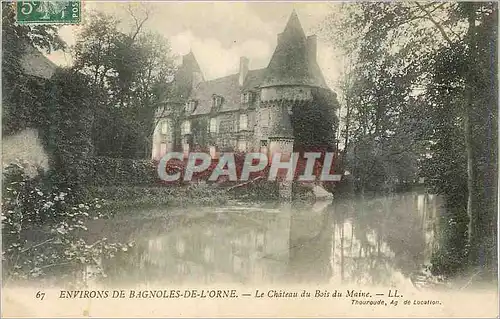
[
  {"x1": 306, "y1": 35, "x2": 317, "y2": 61},
  {"x1": 239, "y1": 56, "x2": 249, "y2": 86}
]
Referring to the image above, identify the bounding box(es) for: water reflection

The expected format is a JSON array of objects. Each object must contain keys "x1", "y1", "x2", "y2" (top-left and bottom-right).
[{"x1": 99, "y1": 193, "x2": 441, "y2": 287}]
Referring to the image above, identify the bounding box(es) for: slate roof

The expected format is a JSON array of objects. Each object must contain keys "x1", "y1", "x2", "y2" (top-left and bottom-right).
[
  {"x1": 21, "y1": 44, "x2": 57, "y2": 79},
  {"x1": 190, "y1": 68, "x2": 266, "y2": 116},
  {"x1": 170, "y1": 51, "x2": 204, "y2": 104},
  {"x1": 183, "y1": 51, "x2": 202, "y2": 75},
  {"x1": 177, "y1": 11, "x2": 329, "y2": 117},
  {"x1": 261, "y1": 10, "x2": 328, "y2": 89}
]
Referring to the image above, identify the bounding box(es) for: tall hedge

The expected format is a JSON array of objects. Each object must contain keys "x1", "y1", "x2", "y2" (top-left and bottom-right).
[{"x1": 88, "y1": 156, "x2": 157, "y2": 186}]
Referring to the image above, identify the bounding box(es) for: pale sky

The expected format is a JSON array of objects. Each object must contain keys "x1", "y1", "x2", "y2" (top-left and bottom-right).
[{"x1": 45, "y1": 1, "x2": 344, "y2": 90}]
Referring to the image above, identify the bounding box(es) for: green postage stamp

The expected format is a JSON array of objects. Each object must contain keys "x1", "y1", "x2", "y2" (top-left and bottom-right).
[{"x1": 16, "y1": 1, "x2": 81, "y2": 25}]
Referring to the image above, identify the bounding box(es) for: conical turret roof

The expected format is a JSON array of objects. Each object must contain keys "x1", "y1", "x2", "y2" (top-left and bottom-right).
[
  {"x1": 181, "y1": 50, "x2": 203, "y2": 75},
  {"x1": 261, "y1": 11, "x2": 327, "y2": 89},
  {"x1": 170, "y1": 50, "x2": 204, "y2": 102}
]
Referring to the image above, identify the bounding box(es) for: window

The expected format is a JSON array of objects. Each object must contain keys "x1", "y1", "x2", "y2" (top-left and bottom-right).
[
  {"x1": 238, "y1": 140, "x2": 247, "y2": 152},
  {"x1": 239, "y1": 114, "x2": 248, "y2": 131},
  {"x1": 241, "y1": 92, "x2": 254, "y2": 104},
  {"x1": 185, "y1": 100, "x2": 197, "y2": 113},
  {"x1": 161, "y1": 120, "x2": 169, "y2": 134},
  {"x1": 213, "y1": 95, "x2": 223, "y2": 108},
  {"x1": 209, "y1": 117, "x2": 217, "y2": 133},
  {"x1": 182, "y1": 120, "x2": 191, "y2": 135},
  {"x1": 209, "y1": 146, "x2": 217, "y2": 158},
  {"x1": 260, "y1": 109, "x2": 269, "y2": 127}
]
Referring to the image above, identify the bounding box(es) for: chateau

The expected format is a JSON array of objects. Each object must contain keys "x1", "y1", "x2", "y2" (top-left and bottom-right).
[{"x1": 151, "y1": 11, "x2": 335, "y2": 161}]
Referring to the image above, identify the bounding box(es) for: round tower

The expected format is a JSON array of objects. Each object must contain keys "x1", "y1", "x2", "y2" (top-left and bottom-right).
[
  {"x1": 267, "y1": 103, "x2": 295, "y2": 201},
  {"x1": 258, "y1": 10, "x2": 330, "y2": 200}
]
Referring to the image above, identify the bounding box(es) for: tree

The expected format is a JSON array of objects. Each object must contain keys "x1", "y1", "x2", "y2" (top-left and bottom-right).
[
  {"x1": 322, "y1": 2, "x2": 497, "y2": 278},
  {"x1": 2, "y1": 4, "x2": 130, "y2": 284},
  {"x1": 72, "y1": 10, "x2": 176, "y2": 159}
]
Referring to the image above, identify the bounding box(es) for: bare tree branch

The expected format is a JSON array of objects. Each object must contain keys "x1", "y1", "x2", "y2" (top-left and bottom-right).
[
  {"x1": 127, "y1": 3, "x2": 150, "y2": 42},
  {"x1": 20, "y1": 238, "x2": 54, "y2": 253},
  {"x1": 414, "y1": 2, "x2": 453, "y2": 45}
]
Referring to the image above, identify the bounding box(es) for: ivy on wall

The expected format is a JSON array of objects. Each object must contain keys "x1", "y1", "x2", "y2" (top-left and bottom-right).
[{"x1": 291, "y1": 88, "x2": 339, "y2": 153}]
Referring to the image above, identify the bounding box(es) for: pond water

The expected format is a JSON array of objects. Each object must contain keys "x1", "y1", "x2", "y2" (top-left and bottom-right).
[{"x1": 88, "y1": 192, "x2": 441, "y2": 288}]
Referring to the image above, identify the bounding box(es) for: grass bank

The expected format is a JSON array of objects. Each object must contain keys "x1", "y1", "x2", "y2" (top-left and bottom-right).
[
  {"x1": 90, "y1": 184, "x2": 230, "y2": 210},
  {"x1": 90, "y1": 180, "x2": 317, "y2": 213}
]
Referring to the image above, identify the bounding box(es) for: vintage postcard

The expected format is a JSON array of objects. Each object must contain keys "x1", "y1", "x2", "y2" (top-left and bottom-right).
[{"x1": 1, "y1": 1, "x2": 498, "y2": 317}]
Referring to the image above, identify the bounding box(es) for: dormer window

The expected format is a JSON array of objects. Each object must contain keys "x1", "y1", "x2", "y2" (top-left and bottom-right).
[
  {"x1": 241, "y1": 92, "x2": 254, "y2": 104},
  {"x1": 185, "y1": 100, "x2": 197, "y2": 113},
  {"x1": 212, "y1": 95, "x2": 223, "y2": 109}
]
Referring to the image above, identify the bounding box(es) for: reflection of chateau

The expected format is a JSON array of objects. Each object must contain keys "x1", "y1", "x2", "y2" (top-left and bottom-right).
[
  {"x1": 102, "y1": 194, "x2": 441, "y2": 286},
  {"x1": 151, "y1": 11, "x2": 333, "y2": 161},
  {"x1": 137, "y1": 211, "x2": 292, "y2": 284}
]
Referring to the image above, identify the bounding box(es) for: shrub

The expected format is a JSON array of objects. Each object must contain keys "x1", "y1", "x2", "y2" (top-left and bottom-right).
[
  {"x1": 88, "y1": 156, "x2": 158, "y2": 186},
  {"x1": 2, "y1": 163, "x2": 131, "y2": 285}
]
